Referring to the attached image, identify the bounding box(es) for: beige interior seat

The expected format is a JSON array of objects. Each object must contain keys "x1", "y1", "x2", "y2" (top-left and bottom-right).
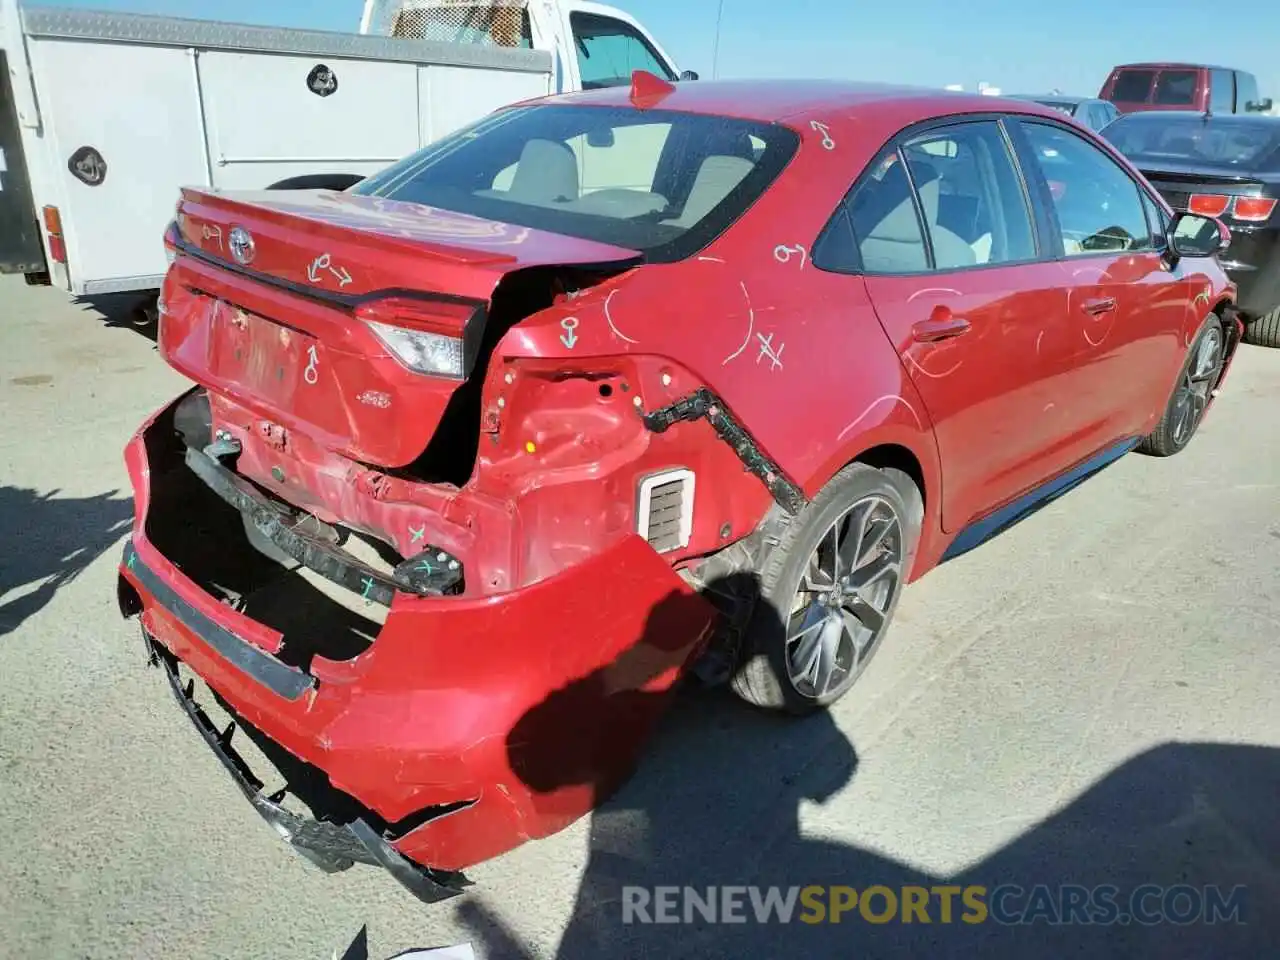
[
  {"x1": 910, "y1": 162, "x2": 978, "y2": 269},
  {"x1": 479, "y1": 139, "x2": 580, "y2": 206},
  {"x1": 663, "y1": 154, "x2": 755, "y2": 228}
]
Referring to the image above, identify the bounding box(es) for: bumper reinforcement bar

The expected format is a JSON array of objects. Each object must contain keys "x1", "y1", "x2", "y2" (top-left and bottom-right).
[
  {"x1": 185, "y1": 439, "x2": 463, "y2": 607},
  {"x1": 142, "y1": 627, "x2": 470, "y2": 905},
  {"x1": 641, "y1": 387, "x2": 808, "y2": 515}
]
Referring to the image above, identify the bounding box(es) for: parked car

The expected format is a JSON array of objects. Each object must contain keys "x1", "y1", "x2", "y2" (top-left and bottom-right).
[
  {"x1": 117, "y1": 74, "x2": 1243, "y2": 905},
  {"x1": 1103, "y1": 110, "x2": 1280, "y2": 346},
  {"x1": 1100, "y1": 62, "x2": 1272, "y2": 116},
  {"x1": 1007, "y1": 94, "x2": 1118, "y2": 131}
]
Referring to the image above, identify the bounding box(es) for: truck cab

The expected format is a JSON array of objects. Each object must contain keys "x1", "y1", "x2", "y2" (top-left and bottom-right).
[
  {"x1": 359, "y1": 0, "x2": 694, "y2": 92},
  {"x1": 0, "y1": 0, "x2": 690, "y2": 298},
  {"x1": 1100, "y1": 62, "x2": 1273, "y2": 116}
]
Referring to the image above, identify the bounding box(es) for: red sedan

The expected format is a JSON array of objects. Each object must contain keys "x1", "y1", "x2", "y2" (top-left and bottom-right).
[{"x1": 118, "y1": 73, "x2": 1241, "y2": 903}]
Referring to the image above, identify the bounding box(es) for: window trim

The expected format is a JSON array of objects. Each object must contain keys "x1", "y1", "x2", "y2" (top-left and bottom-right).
[
  {"x1": 1006, "y1": 116, "x2": 1170, "y2": 264},
  {"x1": 812, "y1": 113, "x2": 1049, "y2": 278}
]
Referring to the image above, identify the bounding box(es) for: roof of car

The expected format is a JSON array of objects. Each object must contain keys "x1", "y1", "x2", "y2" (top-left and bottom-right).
[
  {"x1": 538, "y1": 77, "x2": 1068, "y2": 125},
  {"x1": 1110, "y1": 62, "x2": 1238, "y2": 72},
  {"x1": 1009, "y1": 94, "x2": 1092, "y2": 105},
  {"x1": 1109, "y1": 110, "x2": 1280, "y2": 126}
]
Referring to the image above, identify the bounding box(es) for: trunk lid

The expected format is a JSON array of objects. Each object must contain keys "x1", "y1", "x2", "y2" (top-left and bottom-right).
[{"x1": 162, "y1": 188, "x2": 640, "y2": 468}]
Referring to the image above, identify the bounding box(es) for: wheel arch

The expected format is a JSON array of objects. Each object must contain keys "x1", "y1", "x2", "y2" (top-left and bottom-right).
[{"x1": 802, "y1": 428, "x2": 944, "y2": 582}]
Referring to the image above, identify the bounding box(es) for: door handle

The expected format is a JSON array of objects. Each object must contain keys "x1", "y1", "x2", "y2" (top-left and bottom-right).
[
  {"x1": 911, "y1": 314, "x2": 972, "y2": 343},
  {"x1": 1081, "y1": 296, "x2": 1117, "y2": 316}
]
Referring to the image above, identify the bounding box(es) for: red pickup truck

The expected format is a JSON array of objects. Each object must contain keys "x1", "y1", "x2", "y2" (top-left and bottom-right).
[{"x1": 1100, "y1": 62, "x2": 1273, "y2": 115}]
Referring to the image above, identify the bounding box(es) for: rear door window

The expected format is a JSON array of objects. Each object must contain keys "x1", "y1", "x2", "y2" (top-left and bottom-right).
[
  {"x1": 839, "y1": 120, "x2": 1038, "y2": 274},
  {"x1": 844, "y1": 151, "x2": 930, "y2": 274},
  {"x1": 1153, "y1": 70, "x2": 1199, "y2": 106},
  {"x1": 1111, "y1": 70, "x2": 1155, "y2": 103},
  {"x1": 900, "y1": 122, "x2": 1037, "y2": 269}
]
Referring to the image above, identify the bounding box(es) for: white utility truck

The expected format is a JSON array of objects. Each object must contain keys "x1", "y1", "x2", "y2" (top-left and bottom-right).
[{"x1": 0, "y1": 0, "x2": 691, "y2": 300}]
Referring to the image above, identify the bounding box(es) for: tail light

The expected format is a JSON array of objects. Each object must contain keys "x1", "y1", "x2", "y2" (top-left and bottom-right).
[
  {"x1": 356, "y1": 298, "x2": 477, "y2": 379},
  {"x1": 42, "y1": 205, "x2": 66, "y2": 264},
  {"x1": 1231, "y1": 196, "x2": 1277, "y2": 222},
  {"x1": 1188, "y1": 194, "x2": 1230, "y2": 217}
]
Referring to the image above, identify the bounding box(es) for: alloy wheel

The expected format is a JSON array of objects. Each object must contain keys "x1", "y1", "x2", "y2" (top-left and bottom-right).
[
  {"x1": 1171, "y1": 326, "x2": 1224, "y2": 447},
  {"x1": 784, "y1": 495, "x2": 904, "y2": 700}
]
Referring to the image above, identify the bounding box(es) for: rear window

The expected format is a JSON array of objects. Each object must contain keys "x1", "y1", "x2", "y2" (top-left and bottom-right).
[
  {"x1": 383, "y1": 2, "x2": 533, "y2": 47},
  {"x1": 1153, "y1": 70, "x2": 1199, "y2": 105},
  {"x1": 1036, "y1": 100, "x2": 1078, "y2": 116},
  {"x1": 1105, "y1": 116, "x2": 1280, "y2": 168},
  {"x1": 1111, "y1": 70, "x2": 1155, "y2": 102},
  {"x1": 352, "y1": 104, "x2": 798, "y2": 261}
]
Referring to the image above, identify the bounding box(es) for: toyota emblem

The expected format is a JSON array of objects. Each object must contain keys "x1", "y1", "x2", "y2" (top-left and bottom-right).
[{"x1": 228, "y1": 226, "x2": 255, "y2": 265}]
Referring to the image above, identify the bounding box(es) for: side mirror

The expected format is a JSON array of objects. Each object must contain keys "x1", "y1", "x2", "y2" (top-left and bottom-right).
[
  {"x1": 679, "y1": 70, "x2": 699, "y2": 81},
  {"x1": 1167, "y1": 212, "x2": 1231, "y2": 259},
  {"x1": 1246, "y1": 97, "x2": 1274, "y2": 112}
]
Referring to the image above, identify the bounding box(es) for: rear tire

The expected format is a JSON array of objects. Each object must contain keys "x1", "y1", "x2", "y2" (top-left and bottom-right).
[
  {"x1": 730, "y1": 463, "x2": 923, "y2": 715},
  {"x1": 1138, "y1": 312, "x2": 1225, "y2": 458},
  {"x1": 1243, "y1": 306, "x2": 1280, "y2": 348}
]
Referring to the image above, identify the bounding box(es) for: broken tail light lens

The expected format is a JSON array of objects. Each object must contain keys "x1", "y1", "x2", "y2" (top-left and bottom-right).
[
  {"x1": 1231, "y1": 196, "x2": 1278, "y2": 222},
  {"x1": 356, "y1": 298, "x2": 476, "y2": 379}
]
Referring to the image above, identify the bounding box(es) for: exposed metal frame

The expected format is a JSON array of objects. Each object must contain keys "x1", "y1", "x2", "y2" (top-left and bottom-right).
[{"x1": 20, "y1": 6, "x2": 552, "y2": 73}]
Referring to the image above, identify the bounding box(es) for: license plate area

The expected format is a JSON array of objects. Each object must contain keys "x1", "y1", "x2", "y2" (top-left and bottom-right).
[{"x1": 206, "y1": 298, "x2": 317, "y2": 405}]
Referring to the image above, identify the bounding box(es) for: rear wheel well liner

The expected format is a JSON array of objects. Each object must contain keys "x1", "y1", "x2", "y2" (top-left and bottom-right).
[{"x1": 846, "y1": 442, "x2": 927, "y2": 513}]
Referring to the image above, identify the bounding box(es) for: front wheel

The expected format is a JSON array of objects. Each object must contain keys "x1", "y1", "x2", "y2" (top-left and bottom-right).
[
  {"x1": 1138, "y1": 313, "x2": 1226, "y2": 458},
  {"x1": 731, "y1": 463, "x2": 923, "y2": 714}
]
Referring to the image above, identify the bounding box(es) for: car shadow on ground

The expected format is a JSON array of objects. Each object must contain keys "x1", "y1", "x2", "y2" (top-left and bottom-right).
[
  {"x1": 0, "y1": 485, "x2": 133, "y2": 638},
  {"x1": 74, "y1": 292, "x2": 158, "y2": 342},
  {"x1": 449, "y1": 575, "x2": 1278, "y2": 960}
]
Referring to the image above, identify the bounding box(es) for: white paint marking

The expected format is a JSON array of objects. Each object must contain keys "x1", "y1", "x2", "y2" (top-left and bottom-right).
[
  {"x1": 810, "y1": 120, "x2": 836, "y2": 150},
  {"x1": 307, "y1": 252, "x2": 353, "y2": 287},
  {"x1": 560, "y1": 316, "x2": 579, "y2": 349},
  {"x1": 904, "y1": 351, "x2": 963, "y2": 379},
  {"x1": 304, "y1": 345, "x2": 319, "y2": 385},
  {"x1": 697, "y1": 255, "x2": 725, "y2": 263},
  {"x1": 604, "y1": 289, "x2": 638, "y2": 344},
  {"x1": 756, "y1": 332, "x2": 785, "y2": 371},
  {"x1": 773, "y1": 243, "x2": 807, "y2": 268},
  {"x1": 722, "y1": 282, "x2": 756, "y2": 365},
  {"x1": 837, "y1": 395, "x2": 920, "y2": 440}
]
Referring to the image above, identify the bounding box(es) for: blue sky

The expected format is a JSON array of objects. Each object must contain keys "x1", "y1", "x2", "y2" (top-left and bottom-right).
[{"x1": 38, "y1": 0, "x2": 1280, "y2": 100}]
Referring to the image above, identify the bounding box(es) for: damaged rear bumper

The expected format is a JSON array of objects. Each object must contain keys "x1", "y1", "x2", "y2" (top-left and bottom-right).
[
  {"x1": 141, "y1": 619, "x2": 468, "y2": 903},
  {"x1": 117, "y1": 391, "x2": 718, "y2": 902}
]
